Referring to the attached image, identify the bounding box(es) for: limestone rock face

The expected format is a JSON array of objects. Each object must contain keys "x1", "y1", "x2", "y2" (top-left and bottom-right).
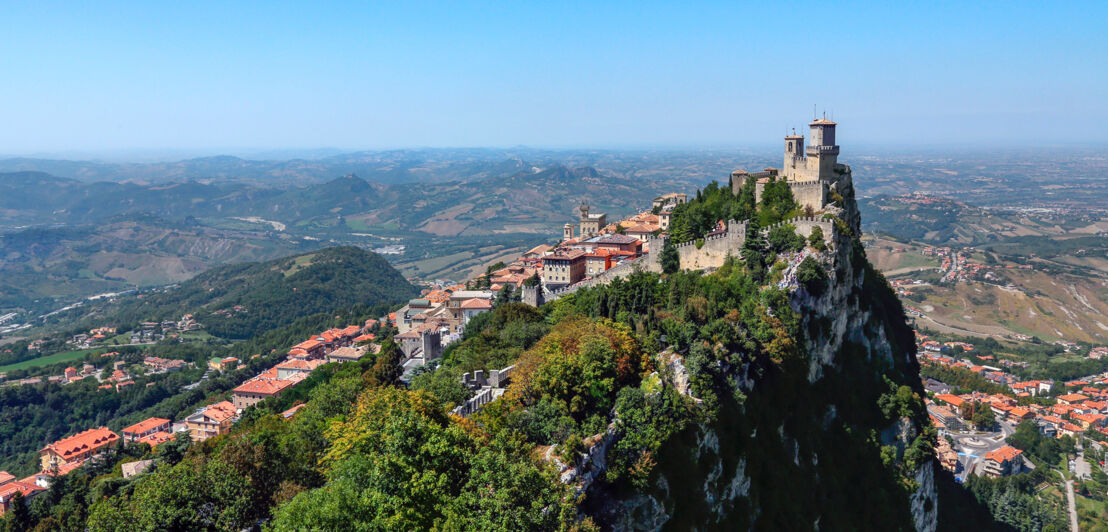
[{"x1": 579, "y1": 190, "x2": 935, "y2": 531}]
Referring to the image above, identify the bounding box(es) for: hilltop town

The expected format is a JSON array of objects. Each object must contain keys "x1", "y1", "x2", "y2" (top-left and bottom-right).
[{"x1": 0, "y1": 116, "x2": 1103, "y2": 531}]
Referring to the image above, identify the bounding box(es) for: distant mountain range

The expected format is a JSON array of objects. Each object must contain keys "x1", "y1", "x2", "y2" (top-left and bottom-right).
[
  {"x1": 0, "y1": 147, "x2": 774, "y2": 186},
  {"x1": 0, "y1": 164, "x2": 692, "y2": 235},
  {"x1": 0, "y1": 162, "x2": 700, "y2": 311}
]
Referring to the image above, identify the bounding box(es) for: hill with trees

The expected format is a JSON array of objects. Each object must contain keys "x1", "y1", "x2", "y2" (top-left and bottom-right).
[{"x1": 82, "y1": 246, "x2": 418, "y2": 339}]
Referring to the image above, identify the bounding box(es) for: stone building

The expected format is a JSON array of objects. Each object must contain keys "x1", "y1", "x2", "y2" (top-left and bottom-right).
[
  {"x1": 731, "y1": 115, "x2": 851, "y2": 214},
  {"x1": 652, "y1": 193, "x2": 688, "y2": 210},
  {"x1": 578, "y1": 204, "x2": 606, "y2": 238},
  {"x1": 542, "y1": 249, "x2": 587, "y2": 289}
]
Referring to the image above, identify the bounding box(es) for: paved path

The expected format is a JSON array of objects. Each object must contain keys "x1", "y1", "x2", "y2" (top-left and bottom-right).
[
  {"x1": 1058, "y1": 470, "x2": 1078, "y2": 532},
  {"x1": 1075, "y1": 446, "x2": 1092, "y2": 480}
]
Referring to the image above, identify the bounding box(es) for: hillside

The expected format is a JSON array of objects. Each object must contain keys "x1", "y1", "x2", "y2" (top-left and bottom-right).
[
  {"x1": 861, "y1": 194, "x2": 1108, "y2": 344},
  {"x1": 0, "y1": 214, "x2": 321, "y2": 313},
  {"x1": 84, "y1": 246, "x2": 418, "y2": 339},
  {"x1": 0, "y1": 165, "x2": 690, "y2": 312},
  {"x1": 5, "y1": 169, "x2": 1009, "y2": 532}
]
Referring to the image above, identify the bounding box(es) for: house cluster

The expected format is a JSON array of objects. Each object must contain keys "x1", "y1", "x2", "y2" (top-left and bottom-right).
[
  {"x1": 0, "y1": 319, "x2": 391, "y2": 513},
  {"x1": 130, "y1": 314, "x2": 201, "y2": 344},
  {"x1": 69, "y1": 326, "x2": 117, "y2": 349},
  {"x1": 394, "y1": 289, "x2": 497, "y2": 373},
  {"x1": 225, "y1": 324, "x2": 375, "y2": 415},
  {"x1": 527, "y1": 195, "x2": 687, "y2": 292},
  {"x1": 0, "y1": 427, "x2": 124, "y2": 514}
]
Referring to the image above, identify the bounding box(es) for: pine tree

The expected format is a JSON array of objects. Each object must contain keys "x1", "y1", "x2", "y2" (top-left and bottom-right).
[{"x1": 661, "y1": 238, "x2": 680, "y2": 275}]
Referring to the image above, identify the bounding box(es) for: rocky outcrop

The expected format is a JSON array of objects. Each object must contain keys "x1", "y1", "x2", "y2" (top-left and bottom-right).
[{"x1": 578, "y1": 188, "x2": 935, "y2": 531}]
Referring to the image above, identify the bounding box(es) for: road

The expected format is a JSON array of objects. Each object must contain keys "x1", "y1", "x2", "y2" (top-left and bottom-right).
[{"x1": 1058, "y1": 470, "x2": 1078, "y2": 532}]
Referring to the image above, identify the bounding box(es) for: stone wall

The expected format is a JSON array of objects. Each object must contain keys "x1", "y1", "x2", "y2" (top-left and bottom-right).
[
  {"x1": 763, "y1": 216, "x2": 835, "y2": 242},
  {"x1": 675, "y1": 220, "x2": 747, "y2": 271}
]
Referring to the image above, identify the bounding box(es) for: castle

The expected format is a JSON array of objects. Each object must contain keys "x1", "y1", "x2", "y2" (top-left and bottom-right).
[{"x1": 731, "y1": 115, "x2": 849, "y2": 213}]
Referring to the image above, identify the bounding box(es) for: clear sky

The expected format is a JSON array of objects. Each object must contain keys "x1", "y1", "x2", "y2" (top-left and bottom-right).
[{"x1": 1, "y1": 1, "x2": 1106, "y2": 155}]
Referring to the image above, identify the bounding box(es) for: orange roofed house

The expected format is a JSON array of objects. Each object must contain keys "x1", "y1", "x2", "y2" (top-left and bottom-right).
[
  {"x1": 0, "y1": 478, "x2": 46, "y2": 516},
  {"x1": 121, "y1": 417, "x2": 171, "y2": 443},
  {"x1": 39, "y1": 427, "x2": 120, "y2": 472},
  {"x1": 232, "y1": 378, "x2": 295, "y2": 410},
  {"x1": 982, "y1": 446, "x2": 1025, "y2": 478},
  {"x1": 186, "y1": 401, "x2": 237, "y2": 441}
]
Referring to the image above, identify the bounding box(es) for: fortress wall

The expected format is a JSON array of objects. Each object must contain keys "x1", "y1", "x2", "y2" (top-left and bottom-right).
[
  {"x1": 675, "y1": 219, "x2": 747, "y2": 271},
  {"x1": 763, "y1": 216, "x2": 835, "y2": 244},
  {"x1": 789, "y1": 181, "x2": 827, "y2": 213}
]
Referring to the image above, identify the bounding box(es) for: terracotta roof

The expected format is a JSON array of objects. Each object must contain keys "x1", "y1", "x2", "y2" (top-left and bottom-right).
[
  {"x1": 934, "y1": 394, "x2": 965, "y2": 407},
  {"x1": 984, "y1": 445, "x2": 1023, "y2": 464},
  {"x1": 460, "y1": 298, "x2": 492, "y2": 310},
  {"x1": 545, "y1": 249, "x2": 586, "y2": 261},
  {"x1": 293, "y1": 339, "x2": 323, "y2": 351},
  {"x1": 0, "y1": 480, "x2": 44, "y2": 500},
  {"x1": 341, "y1": 325, "x2": 361, "y2": 336},
  {"x1": 624, "y1": 224, "x2": 658, "y2": 233},
  {"x1": 136, "y1": 431, "x2": 173, "y2": 448},
  {"x1": 122, "y1": 418, "x2": 171, "y2": 435},
  {"x1": 197, "y1": 401, "x2": 237, "y2": 423},
  {"x1": 0, "y1": 471, "x2": 13, "y2": 485},
  {"x1": 276, "y1": 359, "x2": 317, "y2": 371},
  {"x1": 353, "y1": 334, "x2": 376, "y2": 343},
  {"x1": 1059, "y1": 393, "x2": 1090, "y2": 403},
  {"x1": 281, "y1": 404, "x2": 308, "y2": 419},
  {"x1": 233, "y1": 378, "x2": 294, "y2": 396},
  {"x1": 42, "y1": 427, "x2": 120, "y2": 459},
  {"x1": 328, "y1": 346, "x2": 364, "y2": 360}
]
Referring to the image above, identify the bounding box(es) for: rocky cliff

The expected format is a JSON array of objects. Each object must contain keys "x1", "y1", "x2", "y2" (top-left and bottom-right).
[{"x1": 575, "y1": 183, "x2": 938, "y2": 531}]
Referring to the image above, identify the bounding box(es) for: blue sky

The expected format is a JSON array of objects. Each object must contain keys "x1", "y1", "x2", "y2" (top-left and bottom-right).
[{"x1": 1, "y1": 1, "x2": 1105, "y2": 155}]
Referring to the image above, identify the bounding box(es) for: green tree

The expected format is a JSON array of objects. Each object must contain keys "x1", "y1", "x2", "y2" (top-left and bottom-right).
[
  {"x1": 367, "y1": 339, "x2": 403, "y2": 386},
  {"x1": 797, "y1": 256, "x2": 828, "y2": 297},
  {"x1": 661, "y1": 238, "x2": 680, "y2": 274}
]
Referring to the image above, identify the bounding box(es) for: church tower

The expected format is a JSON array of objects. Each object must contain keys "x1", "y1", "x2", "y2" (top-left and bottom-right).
[{"x1": 563, "y1": 223, "x2": 574, "y2": 241}]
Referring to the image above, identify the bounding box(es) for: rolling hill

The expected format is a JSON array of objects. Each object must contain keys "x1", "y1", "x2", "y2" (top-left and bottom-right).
[{"x1": 81, "y1": 246, "x2": 418, "y2": 339}]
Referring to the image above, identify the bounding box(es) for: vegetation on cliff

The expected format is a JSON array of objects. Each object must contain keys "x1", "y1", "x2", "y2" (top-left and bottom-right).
[{"x1": 2, "y1": 184, "x2": 1002, "y2": 531}]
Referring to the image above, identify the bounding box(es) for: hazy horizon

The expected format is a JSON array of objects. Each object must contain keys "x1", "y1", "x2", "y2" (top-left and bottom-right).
[{"x1": 3, "y1": 2, "x2": 1106, "y2": 154}]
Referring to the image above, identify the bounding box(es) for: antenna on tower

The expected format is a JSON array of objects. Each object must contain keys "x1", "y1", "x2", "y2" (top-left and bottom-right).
[{"x1": 813, "y1": 104, "x2": 817, "y2": 119}]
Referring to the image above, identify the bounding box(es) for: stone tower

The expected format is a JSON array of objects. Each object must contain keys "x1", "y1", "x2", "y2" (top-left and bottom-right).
[
  {"x1": 578, "y1": 203, "x2": 606, "y2": 238},
  {"x1": 782, "y1": 130, "x2": 806, "y2": 181},
  {"x1": 805, "y1": 117, "x2": 839, "y2": 181},
  {"x1": 780, "y1": 115, "x2": 839, "y2": 183},
  {"x1": 563, "y1": 223, "x2": 574, "y2": 241}
]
